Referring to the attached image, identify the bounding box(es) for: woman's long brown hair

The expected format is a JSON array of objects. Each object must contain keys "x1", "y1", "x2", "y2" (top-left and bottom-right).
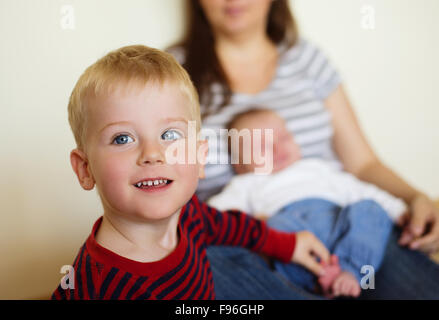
[{"x1": 174, "y1": 0, "x2": 299, "y2": 118}]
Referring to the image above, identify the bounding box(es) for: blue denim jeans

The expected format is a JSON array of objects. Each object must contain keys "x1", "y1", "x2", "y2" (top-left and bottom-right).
[
  {"x1": 206, "y1": 200, "x2": 439, "y2": 299},
  {"x1": 266, "y1": 198, "x2": 393, "y2": 291},
  {"x1": 206, "y1": 246, "x2": 323, "y2": 299}
]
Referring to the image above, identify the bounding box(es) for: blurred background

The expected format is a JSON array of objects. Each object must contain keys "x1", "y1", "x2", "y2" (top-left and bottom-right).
[{"x1": 0, "y1": 0, "x2": 438, "y2": 299}]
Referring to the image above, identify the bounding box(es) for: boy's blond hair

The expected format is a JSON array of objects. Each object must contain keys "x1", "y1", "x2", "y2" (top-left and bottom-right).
[{"x1": 68, "y1": 45, "x2": 201, "y2": 150}]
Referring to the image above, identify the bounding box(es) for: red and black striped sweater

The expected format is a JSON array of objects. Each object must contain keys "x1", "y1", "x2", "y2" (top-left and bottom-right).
[{"x1": 52, "y1": 194, "x2": 296, "y2": 300}]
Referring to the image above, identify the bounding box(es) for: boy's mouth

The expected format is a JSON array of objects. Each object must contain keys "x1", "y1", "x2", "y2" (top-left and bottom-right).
[{"x1": 133, "y1": 178, "x2": 173, "y2": 189}]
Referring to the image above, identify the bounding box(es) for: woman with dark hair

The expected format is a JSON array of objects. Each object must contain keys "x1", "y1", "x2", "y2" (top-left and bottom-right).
[{"x1": 169, "y1": 0, "x2": 439, "y2": 299}]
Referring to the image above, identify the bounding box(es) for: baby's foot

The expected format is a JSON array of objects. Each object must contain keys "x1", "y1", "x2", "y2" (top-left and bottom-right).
[
  {"x1": 331, "y1": 271, "x2": 361, "y2": 298},
  {"x1": 317, "y1": 255, "x2": 341, "y2": 297}
]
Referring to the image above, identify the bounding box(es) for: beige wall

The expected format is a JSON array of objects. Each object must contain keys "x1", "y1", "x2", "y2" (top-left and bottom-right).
[{"x1": 0, "y1": 0, "x2": 437, "y2": 299}]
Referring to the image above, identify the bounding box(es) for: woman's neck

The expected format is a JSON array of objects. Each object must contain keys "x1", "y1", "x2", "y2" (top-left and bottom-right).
[
  {"x1": 215, "y1": 29, "x2": 276, "y2": 61},
  {"x1": 214, "y1": 29, "x2": 279, "y2": 94}
]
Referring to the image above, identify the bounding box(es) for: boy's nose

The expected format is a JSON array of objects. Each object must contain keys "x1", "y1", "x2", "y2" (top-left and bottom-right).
[{"x1": 138, "y1": 141, "x2": 165, "y2": 165}]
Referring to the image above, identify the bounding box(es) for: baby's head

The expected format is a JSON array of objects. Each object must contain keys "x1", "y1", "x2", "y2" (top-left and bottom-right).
[
  {"x1": 227, "y1": 108, "x2": 301, "y2": 175},
  {"x1": 68, "y1": 45, "x2": 208, "y2": 222}
]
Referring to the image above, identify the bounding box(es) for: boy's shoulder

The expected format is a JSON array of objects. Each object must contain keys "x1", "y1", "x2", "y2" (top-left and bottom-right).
[{"x1": 51, "y1": 240, "x2": 105, "y2": 299}]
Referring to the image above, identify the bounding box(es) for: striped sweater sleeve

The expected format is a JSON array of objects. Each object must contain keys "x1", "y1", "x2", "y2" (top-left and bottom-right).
[{"x1": 192, "y1": 196, "x2": 296, "y2": 263}]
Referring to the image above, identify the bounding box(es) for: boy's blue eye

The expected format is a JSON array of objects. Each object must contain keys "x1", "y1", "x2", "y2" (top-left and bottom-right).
[
  {"x1": 112, "y1": 135, "x2": 134, "y2": 145},
  {"x1": 161, "y1": 129, "x2": 183, "y2": 141}
]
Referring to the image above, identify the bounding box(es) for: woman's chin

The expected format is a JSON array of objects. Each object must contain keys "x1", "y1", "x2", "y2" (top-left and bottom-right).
[{"x1": 220, "y1": 20, "x2": 255, "y2": 37}]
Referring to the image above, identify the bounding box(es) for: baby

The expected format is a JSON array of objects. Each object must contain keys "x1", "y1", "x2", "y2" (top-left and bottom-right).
[
  {"x1": 208, "y1": 108, "x2": 407, "y2": 298},
  {"x1": 51, "y1": 46, "x2": 331, "y2": 300}
]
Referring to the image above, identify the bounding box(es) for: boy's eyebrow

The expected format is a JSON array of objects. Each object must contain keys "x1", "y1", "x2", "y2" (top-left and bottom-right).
[
  {"x1": 99, "y1": 118, "x2": 191, "y2": 133},
  {"x1": 99, "y1": 121, "x2": 132, "y2": 133}
]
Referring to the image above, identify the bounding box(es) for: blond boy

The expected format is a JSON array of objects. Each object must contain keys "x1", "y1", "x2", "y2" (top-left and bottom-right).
[{"x1": 52, "y1": 45, "x2": 329, "y2": 300}]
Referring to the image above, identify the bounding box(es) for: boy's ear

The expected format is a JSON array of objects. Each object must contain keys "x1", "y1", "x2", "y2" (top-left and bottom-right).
[
  {"x1": 197, "y1": 140, "x2": 209, "y2": 179},
  {"x1": 70, "y1": 149, "x2": 95, "y2": 190}
]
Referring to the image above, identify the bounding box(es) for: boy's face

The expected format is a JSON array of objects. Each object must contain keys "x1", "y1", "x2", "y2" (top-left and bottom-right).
[
  {"x1": 233, "y1": 112, "x2": 301, "y2": 174},
  {"x1": 71, "y1": 82, "x2": 207, "y2": 222}
]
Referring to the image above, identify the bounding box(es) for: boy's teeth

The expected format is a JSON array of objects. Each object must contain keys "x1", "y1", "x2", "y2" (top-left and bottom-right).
[{"x1": 136, "y1": 179, "x2": 170, "y2": 188}]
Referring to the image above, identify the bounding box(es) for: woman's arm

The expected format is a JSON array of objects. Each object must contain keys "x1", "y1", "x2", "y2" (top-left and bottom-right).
[
  {"x1": 325, "y1": 85, "x2": 418, "y2": 202},
  {"x1": 324, "y1": 84, "x2": 439, "y2": 253}
]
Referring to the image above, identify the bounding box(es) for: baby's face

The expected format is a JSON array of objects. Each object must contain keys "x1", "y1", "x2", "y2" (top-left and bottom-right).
[
  {"x1": 78, "y1": 81, "x2": 206, "y2": 222},
  {"x1": 232, "y1": 112, "x2": 301, "y2": 174}
]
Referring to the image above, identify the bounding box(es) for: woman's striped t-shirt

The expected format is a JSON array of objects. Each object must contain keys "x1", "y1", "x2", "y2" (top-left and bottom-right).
[
  {"x1": 170, "y1": 38, "x2": 342, "y2": 201},
  {"x1": 51, "y1": 195, "x2": 296, "y2": 300}
]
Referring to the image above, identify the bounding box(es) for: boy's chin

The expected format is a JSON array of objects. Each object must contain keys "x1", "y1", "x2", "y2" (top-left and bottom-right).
[
  {"x1": 119, "y1": 200, "x2": 181, "y2": 221},
  {"x1": 132, "y1": 205, "x2": 182, "y2": 222}
]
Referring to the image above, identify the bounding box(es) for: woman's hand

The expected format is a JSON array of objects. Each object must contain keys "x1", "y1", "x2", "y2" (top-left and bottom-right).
[
  {"x1": 292, "y1": 231, "x2": 330, "y2": 276},
  {"x1": 325, "y1": 85, "x2": 439, "y2": 254},
  {"x1": 397, "y1": 193, "x2": 439, "y2": 253}
]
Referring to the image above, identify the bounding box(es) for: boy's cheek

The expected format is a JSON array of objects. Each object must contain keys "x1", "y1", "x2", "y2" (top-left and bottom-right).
[
  {"x1": 93, "y1": 160, "x2": 129, "y2": 189},
  {"x1": 174, "y1": 164, "x2": 202, "y2": 191}
]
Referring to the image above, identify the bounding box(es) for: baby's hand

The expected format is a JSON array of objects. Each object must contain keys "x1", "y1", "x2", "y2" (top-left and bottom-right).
[{"x1": 292, "y1": 231, "x2": 330, "y2": 276}]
